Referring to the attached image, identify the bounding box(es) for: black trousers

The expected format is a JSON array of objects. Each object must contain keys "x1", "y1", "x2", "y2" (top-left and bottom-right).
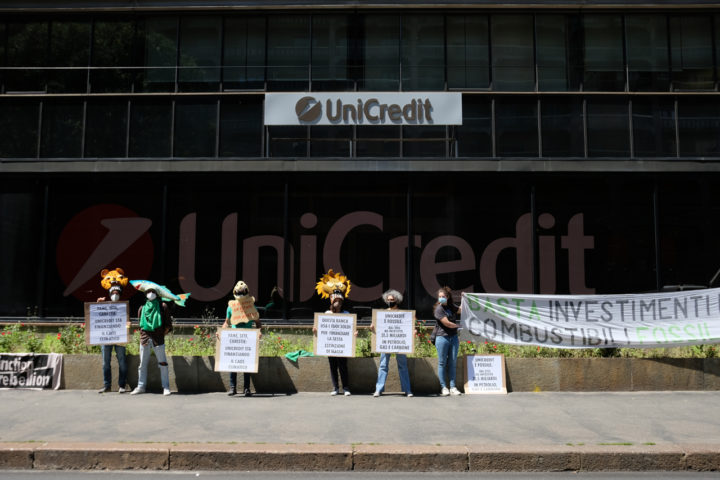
[
  {"x1": 229, "y1": 372, "x2": 250, "y2": 390},
  {"x1": 328, "y1": 357, "x2": 349, "y2": 391}
]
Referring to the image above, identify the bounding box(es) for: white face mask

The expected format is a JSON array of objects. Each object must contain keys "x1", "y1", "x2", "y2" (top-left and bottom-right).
[
  {"x1": 110, "y1": 293, "x2": 120, "y2": 302},
  {"x1": 146, "y1": 292, "x2": 157, "y2": 301}
]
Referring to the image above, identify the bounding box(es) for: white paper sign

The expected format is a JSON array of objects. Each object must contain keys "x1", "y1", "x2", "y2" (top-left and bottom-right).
[
  {"x1": 314, "y1": 313, "x2": 356, "y2": 357},
  {"x1": 372, "y1": 309, "x2": 415, "y2": 354},
  {"x1": 464, "y1": 355, "x2": 507, "y2": 395},
  {"x1": 85, "y1": 301, "x2": 129, "y2": 345},
  {"x1": 215, "y1": 328, "x2": 260, "y2": 373}
]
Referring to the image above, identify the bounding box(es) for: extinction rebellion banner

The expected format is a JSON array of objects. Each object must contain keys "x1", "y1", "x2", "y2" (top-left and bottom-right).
[
  {"x1": 0, "y1": 353, "x2": 63, "y2": 390},
  {"x1": 460, "y1": 289, "x2": 720, "y2": 349}
]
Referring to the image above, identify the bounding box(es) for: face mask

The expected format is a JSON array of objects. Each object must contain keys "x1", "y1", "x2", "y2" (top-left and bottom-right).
[
  {"x1": 438, "y1": 297, "x2": 447, "y2": 305},
  {"x1": 387, "y1": 301, "x2": 397, "y2": 308},
  {"x1": 146, "y1": 292, "x2": 157, "y2": 301},
  {"x1": 110, "y1": 293, "x2": 120, "y2": 302}
]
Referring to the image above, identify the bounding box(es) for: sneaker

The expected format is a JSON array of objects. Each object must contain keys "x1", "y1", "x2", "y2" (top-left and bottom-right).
[
  {"x1": 406, "y1": 393, "x2": 414, "y2": 398},
  {"x1": 330, "y1": 390, "x2": 339, "y2": 396},
  {"x1": 163, "y1": 388, "x2": 171, "y2": 396},
  {"x1": 344, "y1": 390, "x2": 351, "y2": 396},
  {"x1": 243, "y1": 388, "x2": 252, "y2": 397},
  {"x1": 97, "y1": 386, "x2": 110, "y2": 394},
  {"x1": 450, "y1": 387, "x2": 462, "y2": 396},
  {"x1": 373, "y1": 391, "x2": 380, "y2": 397},
  {"x1": 227, "y1": 388, "x2": 237, "y2": 396},
  {"x1": 440, "y1": 387, "x2": 450, "y2": 396},
  {"x1": 130, "y1": 387, "x2": 145, "y2": 395},
  {"x1": 118, "y1": 387, "x2": 126, "y2": 394}
]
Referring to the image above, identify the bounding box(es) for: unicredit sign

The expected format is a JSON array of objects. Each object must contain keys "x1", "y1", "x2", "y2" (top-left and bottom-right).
[{"x1": 264, "y1": 92, "x2": 462, "y2": 126}]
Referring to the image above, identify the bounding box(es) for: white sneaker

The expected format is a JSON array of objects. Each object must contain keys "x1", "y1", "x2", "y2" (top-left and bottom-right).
[
  {"x1": 163, "y1": 388, "x2": 171, "y2": 396},
  {"x1": 130, "y1": 387, "x2": 145, "y2": 395},
  {"x1": 450, "y1": 387, "x2": 462, "y2": 396},
  {"x1": 440, "y1": 387, "x2": 450, "y2": 396},
  {"x1": 343, "y1": 390, "x2": 351, "y2": 396},
  {"x1": 373, "y1": 391, "x2": 380, "y2": 397},
  {"x1": 406, "y1": 393, "x2": 414, "y2": 398},
  {"x1": 330, "y1": 390, "x2": 339, "y2": 396},
  {"x1": 118, "y1": 387, "x2": 126, "y2": 394}
]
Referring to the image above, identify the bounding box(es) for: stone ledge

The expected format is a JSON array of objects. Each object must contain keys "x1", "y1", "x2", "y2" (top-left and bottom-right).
[
  {"x1": 468, "y1": 445, "x2": 581, "y2": 472},
  {"x1": 353, "y1": 444, "x2": 468, "y2": 472},
  {"x1": 0, "y1": 443, "x2": 34, "y2": 469},
  {"x1": 33, "y1": 442, "x2": 171, "y2": 470}
]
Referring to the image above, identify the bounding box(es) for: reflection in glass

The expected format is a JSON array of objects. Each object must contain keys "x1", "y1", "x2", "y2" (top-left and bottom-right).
[
  {"x1": 267, "y1": 15, "x2": 309, "y2": 91},
  {"x1": 174, "y1": 99, "x2": 217, "y2": 157},
  {"x1": 140, "y1": 17, "x2": 177, "y2": 91},
  {"x1": 541, "y1": 96, "x2": 584, "y2": 157},
  {"x1": 495, "y1": 97, "x2": 538, "y2": 157},
  {"x1": 48, "y1": 21, "x2": 90, "y2": 93},
  {"x1": 492, "y1": 15, "x2": 534, "y2": 91},
  {"x1": 0, "y1": 99, "x2": 39, "y2": 158},
  {"x1": 455, "y1": 96, "x2": 491, "y2": 157},
  {"x1": 312, "y1": 15, "x2": 351, "y2": 91},
  {"x1": 583, "y1": 15, "x2": 624, "y2": 91},
  {"x1": 677, "y1": 97, "x2": 720, "y2": 156},
  {"x1": 129, "y1": 99, "x2": 172, "y2": 157},
  {"x1": 626, "y1": 15, "x2": 669, "y2": 91},
  {"x1": 5, "y1": 21, "x2": 48, "y2": 91},
  {"x1": 536, "y1": 15, "x2": 581, "y2": 91},
  {"x1": 402, "y1": 15, "x2": 444, "y2": 91},
  {"x1": 268, "y1": 126, "x2": 307, "y2": 157},
  {"x1": 179, "y1": 16, "x2": 221, "y2": 89},
  {"x1": 91, "y1": 20, "x2": 137, "y2": 92},
  {"x1": 670, "y1": 16, "x2": 714, "y2": 90},
  {"x1": 310, "y1": 126, "x2": 352, "y2": 157},
  {"x1": 356, "y1": 126, "x2": 400, "y2": 157},
  {"x1": 219, "y1": 96, "x2": 263, "y2": 156},
  {"x1": 40, "y1": 100, "x2": 83, "y2": 158},
  {"x1": 587, "y1": 98, "x2": 629, "y2": 156},
  {"x1": 85, "y1": 99, "x2": 128, "y2": 158},
  {"x1": 362, "y1": 15, "x2": 399, "y2": 91},
  {"x1": 447, "y1": 15, "x2": 489, "y2": 89},
  {"x1": 223, "y1": 16, "x2": 265, "y2": 90},
  {"x1": 403, "y1": 126, "x2": 446, "y2": 157},
  {"x1": 632, "y1": 97, "x2": 676, "y2": 157}
]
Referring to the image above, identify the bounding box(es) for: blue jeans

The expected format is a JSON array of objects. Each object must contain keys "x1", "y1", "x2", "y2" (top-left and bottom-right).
[
  {"x1": 137, "y1": 339, "x2": 169, "y2": 390},
  {"x1": 101, "y1": 344, "x2": 127, "y2": 389},
  {"x1": 375, "y1": 353, "x2": 411, "y2": 395},
  {"x1": 435, "y1": 335, "x2": 459, "y2": 389}
]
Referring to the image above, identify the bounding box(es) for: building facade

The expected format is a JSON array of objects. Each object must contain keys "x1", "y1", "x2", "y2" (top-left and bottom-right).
[{"x1": 2, "y1": 0, "x2": 720, "y2": 321}]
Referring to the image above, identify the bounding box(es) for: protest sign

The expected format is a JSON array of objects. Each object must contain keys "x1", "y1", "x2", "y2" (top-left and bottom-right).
[
  {"x1": 84, "y1": 301, "x2": 129, "y2": 345},
  {"x1": 228, "y1": 297, "x2": 259, "y2": 325},
  {"x1": 464, "y1": 354, "x2": 507, "y2": 394},
  {"x1": 313, "y1": 313, "x2": 356, "y2": 357},
  {"x1": 0, "y1": 353, "x2": 63, "y2": 390},
  {"x1": 214, "y1": 328, "x2": 260, "y2": 373},
  {"x1": 371, "y1": 309, "x2": 415, "y2": 354}
]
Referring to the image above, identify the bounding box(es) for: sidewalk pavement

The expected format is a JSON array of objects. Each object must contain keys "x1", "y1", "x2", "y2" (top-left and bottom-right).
[{"x1": 1, "y1": 390, "x2": 720, "y2": 472}]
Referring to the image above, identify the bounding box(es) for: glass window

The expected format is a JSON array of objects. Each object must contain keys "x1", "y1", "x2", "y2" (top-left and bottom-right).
[
  {"x1": 174, "y1": 99, "x2": 217, "y2": 157},
  {"x1": 403, "y1": 126, "x2": 446, "y2": 157},
  {"x1": 139, "y1": 17, "x2": 178, "y2": 92},
  {"x1": 356, "y1": 126, "x2": 400, "y2": 157},
  {"x1": 632, "y1": 97, "x2": 676, "y2": 157},
  {"x1": 625, "y1": 15, "x2": 670, "y2": 91},
  {"x1": 495, "y1": 97, "x2": 538, "y2": 157},
  {"x1": 671, "y1": 16, "x2": 714, "y2": 90},
  {"x1": 455, "y1": 96, "x2": 492, "y2": 157},
  {"x1": 447, "y1": 15, "x2": 489, "y2": 89},
  {"x1": 586, "y1": 98, "x2": 629, "y2": 157},
  {"x1": 6, "y1": 21, "x2": 48, "y2": 92},
  {"x1": 541, "y1": 96, "x2": 584, "y2": 157},
  {"x1": 0, "y1": 99, "x2": 39, "y2": 158},
  {"x1": 129, "y1": 99, "x2": 172, "y2": 157},
  {"x1": 40, "y1": 99, "x2": 83, "y2": 158},
  {"x1": 677, "y1": 97, "x2": 720, "y2": 156},
  {"x1": 268, "y1": 126, "x2": 307, "y2": 157},
  {"x1": 267, "y1": 15, "x2": 309, "y2": 91},
  {"x1": 219, "y1": 96, "x2": 263, "y2": 157},
  {"x1": 536, "y1": 15, "x2": 581, "y2": 91},
  {"x1": 362, "y1": 15, "x2": 400, "y2": 91},
  {"x1": 85, "y1": 99, "x2": 128, "y2": 158},
  {"x1": 47, "y1": 21, "x2": 90, "y2": 93},
  {"x1": 583, "y1": 15, "x2": 625, "y2": 91},
  {"x1": 91, "y1": 19, "x2": 137, "y2": 93},
  {"x1": 310, "y1": 126, "x2": 352, "y2": 157},
  {"x1": 179, "y1": 16, "x2": 221, "y2": 90},
  {"x1": 223, "y1": 16, "x2": 266, "y2": 90},
  {"x1": 402, "y1": 15, "x2": 444, "y2": 91},
  {"x1": 492, "y1": 15, "x2": 535, "y2": 91},
  {"x1": 312, "y1": 15, "x2": 351, "y2": 91}
]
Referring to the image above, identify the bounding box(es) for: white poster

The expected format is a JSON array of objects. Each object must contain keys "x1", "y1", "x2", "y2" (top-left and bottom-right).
[
  {"x1": 214, "y1": 328, "x2": 260, "y2": 373},
  {"x1": 464, "y1": 355, "x2": 507, "y2": 395},
  {"x1": 372, "y1": 309, "x2": 415, "y2": 354},
  {"x1": 314, "y1": 313, "x2": 356, "y2": 357},
  {"x1": 85, "y1": 301, "x2": 129, "y2": 345},
  {"x1": 461, "y1": 289, "x2": 720, "y2": 349}
]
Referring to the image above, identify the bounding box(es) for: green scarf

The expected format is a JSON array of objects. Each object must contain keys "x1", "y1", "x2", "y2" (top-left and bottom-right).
[{"x1": 140, "y1": 298, "x2": 163, "y2": 331}]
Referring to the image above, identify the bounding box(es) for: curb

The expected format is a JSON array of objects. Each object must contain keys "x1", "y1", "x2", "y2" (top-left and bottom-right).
[{"x1": 1, "y1": 442, "x2": 719, "y2": 472}]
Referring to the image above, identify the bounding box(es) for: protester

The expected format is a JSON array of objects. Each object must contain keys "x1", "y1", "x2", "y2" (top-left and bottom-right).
[
  {"x1": 222, "y1": 280, "x2": 262, "y2": 397},
  {"x1": 130, "y1": 284, "x2": 173, "y2": 396},
  {"x1": 433, "y1": 286, "x2": 462, "y2": 396},
  {"x1": 372, "y1": 289, "x2": 413, "y2": 397},
  {"x1": 96, "y1": 268, "x2": 130, "y2": 394}
]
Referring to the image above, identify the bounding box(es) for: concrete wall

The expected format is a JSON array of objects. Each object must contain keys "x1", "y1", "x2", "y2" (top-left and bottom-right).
[{"x1": 60, "y1": 355, "x2": 720, "y2": 393}]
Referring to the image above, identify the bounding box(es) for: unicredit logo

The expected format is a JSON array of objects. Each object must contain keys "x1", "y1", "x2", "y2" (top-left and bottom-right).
[{"x1": 295, "y1": 96, "x2": 323, "y2": 123}]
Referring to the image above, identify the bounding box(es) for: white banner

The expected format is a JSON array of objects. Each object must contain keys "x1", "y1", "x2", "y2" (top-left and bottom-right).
[
  {"x1": 372, "y1": 309, "x2": 415, "y2": 354},
  {"x1": 461, "y1": 289, "x2": 720, "y2": 349},
  {"x1": 214, "y1": 328, "x2": 260, "y2": 373},
  {"x1": 314, "y1": 313, "x2": 356, "y2": 357},
  {"x1": 265, "y1": 92, "x2": 462, "y2": 126},
  {"x1": 85, "y1": 301, "x2": 129, "y2": 345}
]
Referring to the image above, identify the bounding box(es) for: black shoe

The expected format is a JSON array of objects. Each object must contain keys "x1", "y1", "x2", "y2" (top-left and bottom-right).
[
  {"x1": 228, "y1": 388, "x2": 237, "y2": 396},
  {"x1": 243, "y1": 388, "x2": 252, "y2": 397}
]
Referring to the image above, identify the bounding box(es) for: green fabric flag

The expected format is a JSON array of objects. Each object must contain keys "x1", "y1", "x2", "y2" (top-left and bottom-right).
[
  {"x1": 140, "y1": 299, "x2": 163, "y2": 331},
  {"x1": 284, "y1": 349, "x2": 314, "y2": 362}
]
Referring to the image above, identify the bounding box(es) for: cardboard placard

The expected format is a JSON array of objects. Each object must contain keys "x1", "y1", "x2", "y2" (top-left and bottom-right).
[
  {"x1": 229, "y1": 298, "x2": 259, "y2": 325},
  {"x1": 214, "y1": 328, "x2": 260, "y2": 373},
  {"x1": 371, "y1": 309, "x2": 415, "y2": 354},
  {"x1": 313, "y1": 313, "x2": 357, "y2": 357},
  {"x1": 84, "y1": 301, "x2": 130, "y2": 345},
  {"x1": 464, "y1": 354, "x2": 507, "y2": 394}
]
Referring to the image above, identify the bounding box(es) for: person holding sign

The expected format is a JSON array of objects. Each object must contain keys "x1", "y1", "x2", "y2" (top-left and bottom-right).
[
  {"x1": 222, "y1": 280, "x2": 262, "y2": 397},
  {"x1": 96, "y1": 268, "x2": 130, "y2": 394},
  {"x1": 372, "y1": 290, "x2": 413, "y2": 397},
  {"x1": 434, "y1": 286, "x2": 462, "y2": 396}
]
